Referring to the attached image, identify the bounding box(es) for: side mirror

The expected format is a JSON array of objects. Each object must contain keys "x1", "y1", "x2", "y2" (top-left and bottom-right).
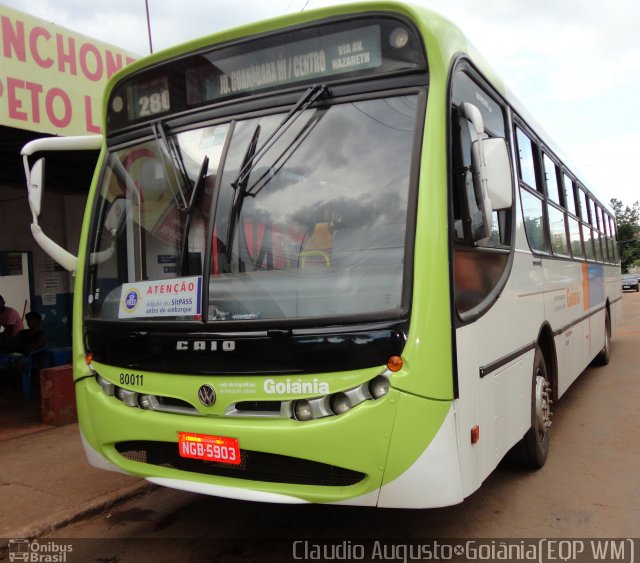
[
  {"x1": 28, "y1": 158, "x2": 45, "y2": 218},
  {"x1": 462, "y1": 102, "x2": 513, "y2": 242},
  {"x1": 472, "y1": 137, "x2": 513, "y2": 210},
  {"x1": 87, "y1": 155, "x2": 145, "y2": 271},
  {"x1": 88, "y1": 198, "x2": 129, "y2": 266},
  {"x1": 104, "y1": 198, "x2": 128, "y2": 237},
  {"x1": 25, "y1": 155, "x2": 79, "y2": 272},
  {"x1": 21, "y1": 134, "x2": 102, "y2": 273}
]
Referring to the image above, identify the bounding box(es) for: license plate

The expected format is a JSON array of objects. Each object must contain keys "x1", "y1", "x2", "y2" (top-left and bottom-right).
[
  {"x1": 623, "y1": 285, "x2": 630, "y2": 289},
  {"x1": 178, "y1": 432, "x2": 241, "y2": 465}
]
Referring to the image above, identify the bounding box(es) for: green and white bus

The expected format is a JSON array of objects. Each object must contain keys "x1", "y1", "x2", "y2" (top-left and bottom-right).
[{"x1": 22, "y1": 1, "x2": 621, "y2": 507}]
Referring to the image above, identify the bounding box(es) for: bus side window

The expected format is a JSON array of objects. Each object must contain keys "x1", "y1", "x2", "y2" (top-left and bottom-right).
[
  {"x1": 543, "y1": 154, "x2": 562, "y2": 205},
  {"x1": 516, "y1": 127, "x2": 539, "y2": 191},
  {"x1": 451, "y1": 110, "x2": 511, "y2": 248},
  {"x1": 449, "y1": 70, "x2": 513, "y2": 317},
  {"x1": 516, "y1": 127, "x2": 552, "y2": 254},
  {"x1": 451, "y1": 106, "x2": 487, "y2": 243}
]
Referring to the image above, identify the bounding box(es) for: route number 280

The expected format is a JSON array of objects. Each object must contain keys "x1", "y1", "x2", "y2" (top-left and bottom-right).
[{"x1": 138, "y1": 90, "x2": 170, "y2": 117}]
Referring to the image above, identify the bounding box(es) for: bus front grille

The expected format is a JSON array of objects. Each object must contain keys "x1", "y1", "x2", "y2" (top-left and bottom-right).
[{"x1": 115, "y1": 440, "x2": 365, "y2": 487}]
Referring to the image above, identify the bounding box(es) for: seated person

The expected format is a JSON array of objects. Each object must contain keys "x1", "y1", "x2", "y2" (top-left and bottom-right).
[
  {"x1": 12, "y1": 311, "x2": 47, "y2": 353},
  {"x1": 0, "y1": 294, "x2": 24, "y2": 351},
  {"x1": 0, "y1": 311, "x2": 47, "y2": 372}
]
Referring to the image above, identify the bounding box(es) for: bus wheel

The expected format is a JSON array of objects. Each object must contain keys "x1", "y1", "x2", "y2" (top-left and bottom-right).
[
  {"x1": 515, "y1": 346, "x2": 552, "y2": 469},
  {"x1": 593, "y1": 310, "x2": 611, "y2": 366}
]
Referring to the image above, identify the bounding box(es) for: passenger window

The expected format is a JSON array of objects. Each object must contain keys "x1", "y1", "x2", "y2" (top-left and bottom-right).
[
  {"x1": 606, "y1": 238, "x2": 614, "y2": 263},
  {"x1": 598, "y1": 207, "x2": 604, "y2": 232},
  {"x1": 543, "y1": 154, "x2": 561, "y2": 204},
  {"x1": 586, "y1": 197, "x2": 594, "y2": 225},
  {"x1": 577, "y1": 189, "x2": 587, "y2": 221},
  {"x1": 520, "y1": 188, "x2": 549, "y2": 253},
  {"x1": 564, "y1": 175, "x2": 576, "y2": 215},
  {"x1": 547, "y1": 204, "x2": 569, "y2": 256},
  {"x1": 583, "y1": 227, "x2": 595, "y2": 261},
  {"x1": 567, "y1": 217, "x2": 583, "y2": 258},
  {"x1": 601, "y1": 233, "x2": 610, "y2": 262},
  {"x1": 516, "y1": 128, "x2": 538, "y2": 190},
  {"x1": 594, "y1": 232, "x2": 604, "y2": 262}
]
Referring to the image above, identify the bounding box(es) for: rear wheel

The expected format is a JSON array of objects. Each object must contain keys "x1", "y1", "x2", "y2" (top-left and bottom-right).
[
  {"x1": 594, "y1": 309, "x2": 611, "y2": 366},
  {"x1": 515, "y1": 346, "x2": 552, "y2": 469}
]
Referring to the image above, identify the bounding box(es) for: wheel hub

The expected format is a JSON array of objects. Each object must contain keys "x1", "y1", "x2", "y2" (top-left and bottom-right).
[{"x1": 535, "y1": 375, "x2": 553, "y2": 437}]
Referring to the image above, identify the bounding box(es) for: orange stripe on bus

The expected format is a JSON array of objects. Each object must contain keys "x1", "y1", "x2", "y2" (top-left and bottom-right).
[{"x1": 582, "y1": 262, "x2": 590, "y2": 311}]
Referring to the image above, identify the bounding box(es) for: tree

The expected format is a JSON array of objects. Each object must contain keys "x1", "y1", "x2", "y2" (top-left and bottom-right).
[{"x1": 610, "y1": 198, "x2": 640, "y2": 272}]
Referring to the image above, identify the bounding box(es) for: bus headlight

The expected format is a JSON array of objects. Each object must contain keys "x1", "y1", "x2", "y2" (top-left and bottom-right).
[
  {"x1": 330, "y1": 392, "x2": 352, "y2": 415},
  {"x1": 116, "y1": 387, "x2": 139, "y2": 407},
  {"x1": 255, "y1": 371, "x2": 394, "y2": 422},
  {"x1": 294, "y1": 399, "x2": 314, "y2": 421},
  {"x1": 97, "y1": 375, "x2": 115, "y2": 396},
  {"x1": 369, "y1": 375, "x2": 390, "y2": 399},
  {"x1": 138, "y1": 394, "x2": 153, "y2": 409}
]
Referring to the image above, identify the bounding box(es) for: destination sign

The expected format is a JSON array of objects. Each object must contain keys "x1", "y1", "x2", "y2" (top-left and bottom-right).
[
  {"x1": 186, "y1": 25, "x2": 382, "y2": 104},
  {"x1": 108, "y1": 17, "x2": 425, "y2": 131}
]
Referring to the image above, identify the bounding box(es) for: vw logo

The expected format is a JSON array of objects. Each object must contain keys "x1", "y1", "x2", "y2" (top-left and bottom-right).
[{"x1": 198, "y1": 384, "x2": 216, "y2": 406}]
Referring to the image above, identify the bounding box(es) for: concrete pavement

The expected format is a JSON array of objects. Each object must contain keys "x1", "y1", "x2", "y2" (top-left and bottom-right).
[{"x1": 0, "y1": 418, "x2": 152, "y2": 546}]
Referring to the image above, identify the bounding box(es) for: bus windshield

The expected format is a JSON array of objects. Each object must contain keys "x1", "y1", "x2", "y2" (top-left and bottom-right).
[{"x1": 86, "y1": 94, "x2": 418, "y2": 323}]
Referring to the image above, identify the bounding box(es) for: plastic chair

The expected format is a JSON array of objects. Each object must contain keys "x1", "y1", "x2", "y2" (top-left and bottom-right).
[
  {"x1": 21, "y1": 346, "x2": 48, "y2": 400},
  {"x1": 300, "y1": 222, "x2": 333, "y2": 268}
]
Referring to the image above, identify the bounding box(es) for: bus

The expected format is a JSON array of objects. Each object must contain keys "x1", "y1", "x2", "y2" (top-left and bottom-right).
[{"x1": 22, "y1": 1, "x2": 621, "y2": 508}]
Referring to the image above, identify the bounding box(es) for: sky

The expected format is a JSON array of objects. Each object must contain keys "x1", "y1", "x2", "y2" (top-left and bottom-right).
[{"x1": 3, "y1": 0, "x2": 639, "y2": 208}]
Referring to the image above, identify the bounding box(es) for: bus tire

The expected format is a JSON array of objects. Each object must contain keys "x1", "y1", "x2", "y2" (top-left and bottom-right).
[
  {"x1": 594, "y1": 310, "x2": 611, "y2": 366},
  {"x1": 515, "y1": 346, "x2": 551, "y2": 469}
]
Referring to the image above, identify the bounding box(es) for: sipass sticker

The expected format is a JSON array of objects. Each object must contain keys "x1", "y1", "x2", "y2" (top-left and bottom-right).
[{"x1": 118, "y1": 276, "x2": 202, "y2": 318}]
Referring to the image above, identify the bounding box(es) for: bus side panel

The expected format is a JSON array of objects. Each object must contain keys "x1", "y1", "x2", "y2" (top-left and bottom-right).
[
  {"x1": 454, "y1": 326, "x2": 534, "y2": 495},
  {"x1": 555, "y1": 320, "x2": 586, "y2": 398},
  {"x1": 492, "y1": 357, "x2": 532, "y2": 462},
  {"x1": 478, "y1": 251, "x2": 544, "y2": 468},
  {"x1": 543, "y1": 258, "x2": 585, "y2": 397},
  {"x1": 451, "y1": 324, "x2": 483, "y2": 498},
  {"x1": 553, "y1": 262, "x2": 614, "y2": 398},
  {"x1": 378, "y1": 397, "x2": 462, "y2": 508},
  {"x1": 584, "y1": 263, "x2": 606, "y2": 365}
]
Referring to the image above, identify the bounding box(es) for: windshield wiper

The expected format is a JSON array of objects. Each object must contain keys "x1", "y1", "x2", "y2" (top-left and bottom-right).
[
  {"x1": 152, "y1": 121, "x2": 191, "y2": 211},
  {"x1": 179, "y1": 155, "x2": 209, "y2": 275},
  {"x1": 224, "y1": 84, "x2": 329, "y2": 272},
  {"x1": 224, "y1": 124, "x2": 261, "y2": 272},
  {"x1": 230, "y1": 84, "x2": 328, "y2": 189},
  {"x1": 244, "y1": 109, "x2": 325, "y2": 200}
]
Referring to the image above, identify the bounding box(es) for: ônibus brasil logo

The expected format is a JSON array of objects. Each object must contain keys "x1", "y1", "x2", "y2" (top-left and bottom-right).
[{"x1": 124, "y1": 288, "x2": 139, "y2": 313}]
